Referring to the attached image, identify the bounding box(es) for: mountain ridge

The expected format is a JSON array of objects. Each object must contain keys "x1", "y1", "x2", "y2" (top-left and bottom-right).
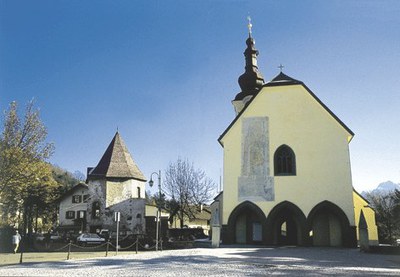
[{"x1": 361, "y1": 180, "x2": 400, "y2": 197}]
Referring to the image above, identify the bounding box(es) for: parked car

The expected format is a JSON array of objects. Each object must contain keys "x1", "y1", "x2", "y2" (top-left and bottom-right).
[
  {"x1": 98, "y1": 229, "x2": 133, "y2": 241},
  {"x1": 63, "y1": 232, "x2": 81, "y2": 243},
  {"x1": 34, "y1": 233, "x2": 45, "y2": 242},
  {"x1": 76, "y1": 233, "x2": 106, "y2": 245},
  {"x1": 50, "y1": 232, "x2": 63, "y2": 242},
  {"x1": 396, "y1": 239, "x2": 400, "y2": 246},
  {"x1": 98, "y1": 229, "x2": 110, "y2": 240}
]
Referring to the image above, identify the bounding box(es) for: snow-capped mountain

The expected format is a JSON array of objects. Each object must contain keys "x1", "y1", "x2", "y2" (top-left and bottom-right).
[{"x1": 361, "y1": 181, "x2": 400, "y2": 197}]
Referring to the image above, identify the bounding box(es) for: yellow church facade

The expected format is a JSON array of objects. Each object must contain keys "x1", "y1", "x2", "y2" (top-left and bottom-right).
[{"x1": 215, "y1": 23, "x2": 378, "y2": 247}]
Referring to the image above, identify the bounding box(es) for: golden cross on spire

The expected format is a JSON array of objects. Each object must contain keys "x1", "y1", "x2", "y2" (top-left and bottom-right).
[{"x1": 247, "y1": 16, "x2": 252, "y2": 35}]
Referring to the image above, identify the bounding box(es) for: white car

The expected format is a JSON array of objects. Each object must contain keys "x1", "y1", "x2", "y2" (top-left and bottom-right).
[{"x1": 76, "y1": 233, "x2": 106, "y2": 245}]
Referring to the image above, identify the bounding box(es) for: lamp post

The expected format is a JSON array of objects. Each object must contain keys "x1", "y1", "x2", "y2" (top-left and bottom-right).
[{"x1": 149, "y1": 170, "x2": 162, "y2": 251}]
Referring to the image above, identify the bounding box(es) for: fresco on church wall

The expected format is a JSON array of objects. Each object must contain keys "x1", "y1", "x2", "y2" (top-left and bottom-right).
[{"x1": 238, "y1": 117, "x2": 274, "y2": 201}]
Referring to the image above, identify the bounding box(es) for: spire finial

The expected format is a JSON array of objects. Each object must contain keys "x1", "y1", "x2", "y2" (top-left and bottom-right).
[
  {"x1": 278, "y1": 64, "x2": 284, "y2": 72},
  {"x1": 247, "y1": 15, "x2": 252, "y2": 36},
  {"x1": 237, "y1": 15, "x2": 264, "y2": 99}
]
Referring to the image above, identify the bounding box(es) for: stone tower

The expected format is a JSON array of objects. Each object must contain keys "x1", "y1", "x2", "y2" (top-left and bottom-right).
[{"x1": 86, "y1": 131, "x2": 147, "y2": 235}]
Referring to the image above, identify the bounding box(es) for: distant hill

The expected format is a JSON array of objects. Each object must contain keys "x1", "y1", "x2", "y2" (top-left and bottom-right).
[{"x1": 361, "y1": 181, "x2": 400, "y2": 197}]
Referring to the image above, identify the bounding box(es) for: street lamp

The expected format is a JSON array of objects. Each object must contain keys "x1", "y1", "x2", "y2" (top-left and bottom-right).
[{"x1": 149, "y1": 170, "x2": 162, "y2": 251}]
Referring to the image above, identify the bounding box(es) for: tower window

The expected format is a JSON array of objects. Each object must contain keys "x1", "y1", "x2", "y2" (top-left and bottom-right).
[
  {"x1": 92, "y1": 201, "x2": 101, "y2": 219},
  {"x1": 137, "y1": 187, "x2": 141, "y2": 198},
  {"x1": 78, "y1": 210, "x2": 86, "y2": 219},
  {"x1": 274, "y1": 145, "x2": 296, "y2": 176}
]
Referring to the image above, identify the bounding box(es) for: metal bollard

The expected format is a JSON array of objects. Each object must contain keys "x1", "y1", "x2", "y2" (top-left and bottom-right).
[
  {"x1": 19, "y1": 238, "x2": 24, "y2": 264},
  {"x1": 135, "y1": 237, "x2": 138, "y2": 254},
  {"x1": 105, "y1": 240, "x2": 109, "y2": 257},
  {"x1": 67, "y1": 240, "x2": 71, "y2": 260}
]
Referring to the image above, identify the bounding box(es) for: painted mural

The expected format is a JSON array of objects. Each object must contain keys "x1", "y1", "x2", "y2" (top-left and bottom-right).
[{"x1": 238, "y1": 117, "x2": 274, "y2": 201}]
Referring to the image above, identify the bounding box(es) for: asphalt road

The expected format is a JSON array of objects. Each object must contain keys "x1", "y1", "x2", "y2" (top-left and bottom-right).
[{"x1": 0, "y1": 246, "x2": 399, "y2": 276}]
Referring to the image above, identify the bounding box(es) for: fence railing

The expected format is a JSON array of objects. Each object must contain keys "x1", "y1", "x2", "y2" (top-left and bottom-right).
[{"x1": 18, "y1": 237, "x2": 164, "y2": 264}]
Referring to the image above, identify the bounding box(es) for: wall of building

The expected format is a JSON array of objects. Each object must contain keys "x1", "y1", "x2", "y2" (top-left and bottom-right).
[
  {"x1": 106, "y1": 179, "x2": 145, "y2": 207},
  {"x1": 220, "y1": 84, "x2": 355, "y2": 227},
  {"x1": 59, "y1": 186, "x2": 89, "y2": 227},
  {"x1": 353, "y1": 191, "x2": 379, "y2": 245},
  {"x1": 86, "y1": 178, "x2": 146, "y2": 234}
]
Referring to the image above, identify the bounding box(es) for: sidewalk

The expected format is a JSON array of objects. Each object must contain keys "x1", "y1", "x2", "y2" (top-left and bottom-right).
[
  {"x1": 0, "y1": 247, "x2": 399, "y2": 276},
  {"x1": 0, "y1": 251, "x2": 137, "y2": 267}
]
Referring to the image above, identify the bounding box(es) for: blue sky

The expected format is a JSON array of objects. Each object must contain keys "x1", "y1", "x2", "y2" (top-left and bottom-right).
[{"x1": 1, "y1": 1, "x2": 399, "y2": 194}]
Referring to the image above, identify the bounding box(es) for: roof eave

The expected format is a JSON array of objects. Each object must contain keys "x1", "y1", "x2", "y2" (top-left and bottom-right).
[{"x1": 218, "y1": 89, "x2": 262, "y2": 145}]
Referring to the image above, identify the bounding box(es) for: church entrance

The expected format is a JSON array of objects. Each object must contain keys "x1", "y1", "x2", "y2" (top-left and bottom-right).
[
  {"x1": 311, "y1": 212, "x2": 342, "y2": 246},
  {"x1": 234, "y1": 212, "x2": 263, "y2": 244},
  {"x1": 227, "y1": 201, "x2": 267, "y2": 245},
  {"x1": 266, "y1": 201, "x2": 308, "y2": 246},
  {"x1": 308, "y1": 201, "x2": 351, "y2": 247}
]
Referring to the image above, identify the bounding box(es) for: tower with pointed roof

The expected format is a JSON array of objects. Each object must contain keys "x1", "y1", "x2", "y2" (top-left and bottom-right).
[
  {"x1": 85, "y1": 132, "x2": 146, "y2": 234},
  {"x1": 212, "y1": 20, "x2": 378, "y2": 248},
  {"x1": 232, "y1": 17, "x2": 265, "y2": 115}
]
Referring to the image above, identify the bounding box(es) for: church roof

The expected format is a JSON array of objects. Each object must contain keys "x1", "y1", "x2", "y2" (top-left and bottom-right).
[
  {"x1": 266, "y1": 71, "x2": 302, "y2": 86},
  {"x1": 219, "y1": 72, "x2": 354, "y2": 145},
  {"x1": 88, "y1": 132, "x2": 146, "y2": 181}
]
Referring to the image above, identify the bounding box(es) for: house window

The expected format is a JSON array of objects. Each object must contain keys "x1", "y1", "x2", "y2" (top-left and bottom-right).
[
  {"x1": 274, "y1": 145, "x2": 296, "y2": 176},
  {"x1": 92, "y1": 201, "x2": 101, "y2": 219},
  {"x1": 66, "y1": 211, "x2": 75, "y2": 219},
  {"x1": 72, "y1": 195, "x2": 82, "y2": 203},
  {"x1": 137, "y1": 187, "x2": 141, "y2": 198},
  {"x1": 77, "y1": 210, "x2": 86, "y2": 219},
  {"x1": 83, "y1": 195, "x2": 90, "y2": 203}
]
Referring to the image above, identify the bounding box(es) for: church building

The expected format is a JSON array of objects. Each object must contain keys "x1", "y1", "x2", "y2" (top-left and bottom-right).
[{"x1": 213, "y1": 21, "x2": 378, "y2": 247}]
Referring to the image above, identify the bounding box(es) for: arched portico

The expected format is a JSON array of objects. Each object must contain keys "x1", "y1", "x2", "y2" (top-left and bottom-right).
[
  {"x1": 307, "y1": 200, "x2": 356, "y2": 247},
  {"x1": 265, "y1": 201, "x2": 308, "y2": 246},
  {"x1": 226, "y1": 201, "x2": 268, "y2": 245}
]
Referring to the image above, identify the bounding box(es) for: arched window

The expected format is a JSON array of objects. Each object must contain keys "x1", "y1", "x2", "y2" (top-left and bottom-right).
[{"x1": 274, "y1": 145, "x2": 296, "y2": 176}]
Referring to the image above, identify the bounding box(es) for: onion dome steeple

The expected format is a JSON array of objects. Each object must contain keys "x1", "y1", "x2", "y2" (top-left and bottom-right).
[{"x1": 235, "y1": 17, "x2": 265, "y2": 101}]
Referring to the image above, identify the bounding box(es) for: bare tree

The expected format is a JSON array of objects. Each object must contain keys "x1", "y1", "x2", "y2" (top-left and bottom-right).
[
  {"x1": 163, "y1": 158, "x2": 215, "y2": 228},
  {"x1": 365, "y1": 190, "x2": 400, "y2": 244}
]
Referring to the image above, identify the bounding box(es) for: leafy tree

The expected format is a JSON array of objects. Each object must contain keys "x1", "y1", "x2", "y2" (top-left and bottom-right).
[
  {"x1": 52, "y1": 165, "x2": 80, "y2": 195},
  {"x1": 0, "y1": 100, "x2": 56, "y2": 234},
  {"x1": 365, "y1": 190, "x2": 400, "y2": 244},
  {"x1": 163, "y1": 158, "x2": 215, "y2": 228}
]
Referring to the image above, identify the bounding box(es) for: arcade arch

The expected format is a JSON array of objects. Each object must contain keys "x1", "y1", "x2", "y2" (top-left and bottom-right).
[
  {"x1": 226, "y1": 201, "x2": 268, "y2": 244},
  {"x1": 307, "y1": 201, "x2": 351, "y2": 247},
  {"x1": 266, "y1": 201, "x2": 308, "y2": 246}
]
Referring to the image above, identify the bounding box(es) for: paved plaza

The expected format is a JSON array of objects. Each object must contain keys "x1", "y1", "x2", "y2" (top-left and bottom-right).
[{"x1": 0, "y1": 247, "x2": 399, "y2": 276}]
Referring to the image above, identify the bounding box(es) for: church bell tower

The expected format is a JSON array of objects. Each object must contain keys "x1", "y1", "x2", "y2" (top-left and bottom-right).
[{"x1": 232, "y1": 17, "x2": 265, "y2": 115}]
